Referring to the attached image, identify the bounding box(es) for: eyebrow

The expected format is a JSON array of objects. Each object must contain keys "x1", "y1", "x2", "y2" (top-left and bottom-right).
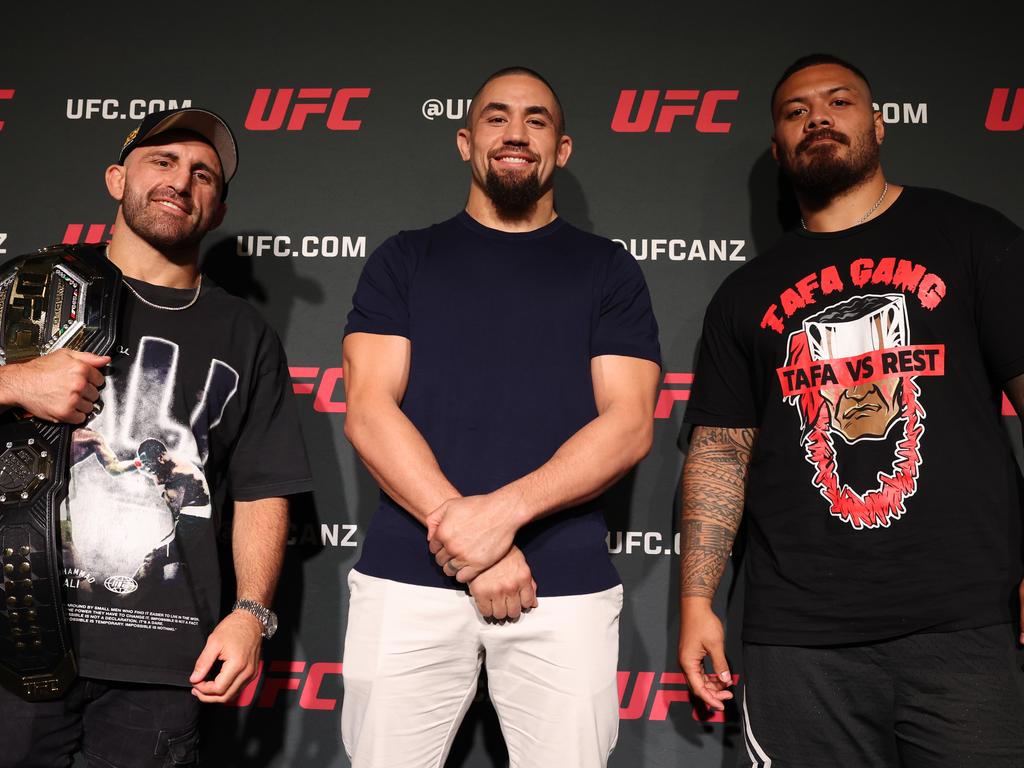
[
  {"x1": 143, "y1": 149, "x2": 220, "y2": 177},
  {"x1": 480, "y1": 102, "x2": 557, "y2": 123},
  {"x1": 778, "y1": 86, "x2": 857, "y2": 110}
]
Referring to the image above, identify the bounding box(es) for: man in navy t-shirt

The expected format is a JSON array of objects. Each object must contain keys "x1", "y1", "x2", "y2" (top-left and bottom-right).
[{"x1": 341, "y1": 67, "x2": 661, "y2": 767}]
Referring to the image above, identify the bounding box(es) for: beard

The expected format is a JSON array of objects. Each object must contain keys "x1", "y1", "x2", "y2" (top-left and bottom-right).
[
  {"x1": 484, "y1": 165, "x2": 546, "y2": 217},
  {"x1": 780, "y1": 126, "x2": 880, "y2": 203},
  {"x1": 121, "y1": 185, "x2": 204, "y2": 251}
]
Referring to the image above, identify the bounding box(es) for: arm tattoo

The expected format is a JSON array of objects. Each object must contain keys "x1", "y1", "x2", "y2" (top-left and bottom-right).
[{"x1": 679, "y1": 426, "x2": 757, "y2": 599}]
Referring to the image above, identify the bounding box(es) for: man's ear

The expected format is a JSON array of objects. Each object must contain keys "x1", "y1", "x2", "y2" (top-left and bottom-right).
[
  {"x1": 555, "y1": 134, "x2": 573, "y2": 168},
  {"x1": 105, "y1": 164, "x2": 126, "y2": 202},
  {"x1": 456, "y1": 128, "x2": 472, "y2": 162}
]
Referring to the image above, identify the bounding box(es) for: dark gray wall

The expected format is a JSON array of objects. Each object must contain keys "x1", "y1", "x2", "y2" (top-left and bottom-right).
[{"x1": 3, "y1": 3, "x2": 1021, "y2": 766}]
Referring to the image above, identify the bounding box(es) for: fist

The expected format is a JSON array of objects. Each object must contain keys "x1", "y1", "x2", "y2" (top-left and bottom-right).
[{"x1": 0, "y1": 350, "x2": 110, "y2": 424}]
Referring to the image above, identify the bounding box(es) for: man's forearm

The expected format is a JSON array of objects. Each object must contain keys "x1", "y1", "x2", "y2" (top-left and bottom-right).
[
  {"x1": 497, "y1": 407, "x2": 653, "y2": 528},
  {"x1": 233, "y1": 497, "x2": 289, "y2": 605},
  {"x1": 680, "y1": 426, "x2": 757, "y2": 600},
  {"x1": 345, "y1": 397, "x2": 460, "y2": 525}
]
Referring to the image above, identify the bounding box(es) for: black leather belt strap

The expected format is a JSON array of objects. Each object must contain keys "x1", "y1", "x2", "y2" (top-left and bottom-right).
[{"x1": 0, "y1": 244, "x2": 121, "y2": 701}]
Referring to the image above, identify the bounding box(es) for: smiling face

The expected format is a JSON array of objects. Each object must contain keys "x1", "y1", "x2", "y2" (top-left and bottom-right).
[
  {"x1": 770, "y1": 63, "x2": 883, "y2": 200},
  {"x1": 107, "y1": 131, "x2": 226, "y2": 251},
  {"x1": 457, "y1": 73, "x2": 571, "y2": 217}
]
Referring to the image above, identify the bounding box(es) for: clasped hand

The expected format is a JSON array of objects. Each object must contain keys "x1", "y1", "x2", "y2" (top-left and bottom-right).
[{"x1": 426, "y1": 491, "x2": 523, "y2": 583}]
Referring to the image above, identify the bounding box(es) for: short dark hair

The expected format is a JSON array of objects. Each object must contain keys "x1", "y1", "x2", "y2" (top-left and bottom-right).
[
  {"x1": 467, "y1": 66, "x2": 566, "y2": 134},
  {"x1": 771, "y1": 53, "x2": 873, "y2": 111}
]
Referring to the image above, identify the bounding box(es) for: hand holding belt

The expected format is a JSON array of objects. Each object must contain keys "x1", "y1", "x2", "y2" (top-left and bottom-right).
[{"x1": 0, "y1": 244, "x2": 121, "y2": 701}]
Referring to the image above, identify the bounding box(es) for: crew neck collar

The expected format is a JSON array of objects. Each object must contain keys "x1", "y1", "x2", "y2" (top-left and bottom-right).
[{"x1": 456, "y1": 210, "x2": 567, "y2": 241}]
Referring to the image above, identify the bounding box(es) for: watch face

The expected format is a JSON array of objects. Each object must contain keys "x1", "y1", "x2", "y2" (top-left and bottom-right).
[{"x1": 265, "y1": 610, "x2": 279, "y2": 639}]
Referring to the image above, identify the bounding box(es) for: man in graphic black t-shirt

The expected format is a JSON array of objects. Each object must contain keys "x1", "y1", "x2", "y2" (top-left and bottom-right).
[
  {"x1": 679, "y1": 54, "x2": 1024, "y2": 767},
  {"x1": 341, "y1": 67, "x2": 660, "y2": 767},
  {"x1": 0, "y1": 109, "x2": 312, "y2": 767}
]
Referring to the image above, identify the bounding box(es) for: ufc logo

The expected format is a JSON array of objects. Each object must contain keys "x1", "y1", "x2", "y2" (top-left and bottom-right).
[
  {"x1": 611, "y1": 89, "x2": 739, "y2": 133},
  {"x1": 245, "y1": 88, "x2": 371, "y2": 131},
  {"x1": 290, "y1": 366, "x2": 345, "y2": 412},
  {"x1": 618, "y1": 670, "x2": 738, "y2": 723},
  {"x1": 63, "y1": 224, "x2": 114, "y2": 245},
  {"x1": 228, "y1": 660, "x2": 344, "y2": 709},
  {"x1": 0, "y1": 233, "x2": 7, "y2": 255},
  {"x1": 985, "y1": 88, "x2": 1024, "y2": 131},
  {"x1": 654, "y1": 373, "x2": 692, "y2": 419},
  {"x1": 0, "y1": 89, "x2": 14, "y2": 131}
]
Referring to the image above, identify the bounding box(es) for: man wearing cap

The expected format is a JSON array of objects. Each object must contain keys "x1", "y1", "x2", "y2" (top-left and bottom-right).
[
  {"x1": 0, "y1": 109, "x2": 312, "y2": 767},
  {"x1": 341, "y1": 67, "x2": 660, "y2": 767},
  {"x1": 678, "y1": 53, "x2": 1024, "y2": 766}
]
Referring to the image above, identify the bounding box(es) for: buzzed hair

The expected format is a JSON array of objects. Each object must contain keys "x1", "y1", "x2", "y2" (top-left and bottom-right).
[
  {"x1": 467, "y1": 66, "x2": 566, "y2": 134},
  {"x1": 771, "y1": 53, "x2": 873, "y2": 111}
]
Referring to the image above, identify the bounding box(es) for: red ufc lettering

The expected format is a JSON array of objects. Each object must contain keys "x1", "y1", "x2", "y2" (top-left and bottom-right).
[
  {"x1": 62, "y1": 224, "x2": 113, "y2": 245},
  {"x1": 226, "y1": 660, "x2": 264, "y2": 707},
  {"x1": 649, "y1": 672, "x2": 689, "y2": 720},
  {"x1": 245, "y1": 88, "x2": 372, "y2": 131},
  {"x1": 1002, "y1": 393, "x2": 1017, "y2": 417},
  {"x1": 0, "y1": 89, "x2": 13, "y2": 131},
  {"x1": 256, "y1": 661, "x2": 306, "y2": 707},
  {"x1": 618, "y1": 671, "x2": 655, "y2": 719},
  {"x1": 618, "y1": 670, "x2": 738, "y2": 723},
  {"x1": 654, "y1": 373, "x2": 693, "y2": 419},
  {"x1": 610, "y1": 90, "x2": 661, "y2": 132},
  {"x1": 298, "y1": 662, "x2": 344, "y2": 710},
  {"x1": 985, "y1": 88, "x2": 1024, "y2": 131},
  {"x1": 611, "y1": 89, "x2": 738, "y2": 133},
  {"x1": 289, "y1": 366, "x2": 347, "y2": 413}
]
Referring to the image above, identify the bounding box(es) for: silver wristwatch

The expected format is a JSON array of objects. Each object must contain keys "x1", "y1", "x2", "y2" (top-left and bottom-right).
[{"x1": 232, "y1": 599, "x2": 279, "y2": 639}]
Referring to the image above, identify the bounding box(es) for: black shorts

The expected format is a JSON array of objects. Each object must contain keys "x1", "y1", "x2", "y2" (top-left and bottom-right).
[{"x1": 740, "y1": 623, "x2": 1024, "y2": 768}]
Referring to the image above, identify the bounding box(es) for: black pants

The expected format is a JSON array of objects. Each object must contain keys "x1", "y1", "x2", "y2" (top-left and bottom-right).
[
  {"x1": 0, "y1": 677, "x2": 200, "y2": 768},
  {"x1": 740, "y1": 623, "x2": 1024, "y2": 768}
]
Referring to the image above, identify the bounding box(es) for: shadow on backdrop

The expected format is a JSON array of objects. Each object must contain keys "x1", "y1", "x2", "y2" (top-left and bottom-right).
[
  {"x1": 198, "y1": 235, "x2": 343, "y2": 768},
  {"x1": 748, "y1": 149, "x2": 800, "y2": 255},
  {"x1": 555, "y1": 168, "x2": 595, "y2": 233}
]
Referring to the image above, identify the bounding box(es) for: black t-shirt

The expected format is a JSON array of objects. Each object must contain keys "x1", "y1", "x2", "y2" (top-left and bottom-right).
[
  {"x1": 685, "y1": 187, "x2": 1024, "y2": 645},
  {"x1": 61, "y1": 272, "x2": 312, "y2": 686},
  {"x1": 344, "y1": 212, "x2": 661, "y2": 596}
]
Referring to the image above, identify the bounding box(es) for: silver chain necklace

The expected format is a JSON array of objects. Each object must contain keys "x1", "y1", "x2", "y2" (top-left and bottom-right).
[
  {"x1": 802, "y1": 182, "x2": 889, "y2": 230},
  {"x1": 123, "y1": 276, "x2": 202, "y2": 311}
]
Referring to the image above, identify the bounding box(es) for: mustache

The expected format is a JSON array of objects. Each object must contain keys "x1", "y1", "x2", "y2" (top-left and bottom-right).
[
  {"x1": 797, "y1": 129, "x2": 849, "y2": 154},
  {"x1": 149, "y1": 187, "x2": 192, "y2": 211},
  {"x1": 488, "y1": 145, "x2": 540, "y2": 163}
]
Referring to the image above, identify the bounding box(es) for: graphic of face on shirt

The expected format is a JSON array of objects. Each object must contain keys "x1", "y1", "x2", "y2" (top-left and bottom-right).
[
  {"x1": 779, "y1": 293, "x2": 941, "y2": 529},
  {"x1": 802, "y1": 294, "x2": 908, "y2": 443}
]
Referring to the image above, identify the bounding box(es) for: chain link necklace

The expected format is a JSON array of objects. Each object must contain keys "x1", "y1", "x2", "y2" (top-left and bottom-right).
[
  {"x1": 123, "y1": 276, "x2": 202, "y2": 311},
  {"x1": 801, "y1": 182, "x2": 889, "y2": 230}
]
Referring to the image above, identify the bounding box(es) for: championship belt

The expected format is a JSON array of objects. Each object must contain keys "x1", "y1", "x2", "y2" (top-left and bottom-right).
[{"x1": 0, "y1": 244, "x2": 121, "y2": 701}]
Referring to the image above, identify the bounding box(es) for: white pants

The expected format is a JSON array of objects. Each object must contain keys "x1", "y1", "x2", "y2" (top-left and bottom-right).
[{"x1": 341, "y1": 570, "x2": 622, "y2": 768}]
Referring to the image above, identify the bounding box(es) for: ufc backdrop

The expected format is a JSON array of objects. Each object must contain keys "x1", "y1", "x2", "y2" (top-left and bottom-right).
[{"x1": 2, "y1": 2, "x2": 1022, "y2": 766}]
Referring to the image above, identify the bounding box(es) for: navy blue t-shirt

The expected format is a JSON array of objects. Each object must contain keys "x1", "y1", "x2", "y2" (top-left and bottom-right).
[{"x1": 344, "y1": 212, "x2": 661, "y2": 596}]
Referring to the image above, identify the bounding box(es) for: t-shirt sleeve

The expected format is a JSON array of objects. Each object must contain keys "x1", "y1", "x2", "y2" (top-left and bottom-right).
[
  {"x1": 683, "y1": 287, "x2": 759, "y2": 429},
  {"x1": 344, "y1": 234, "x2": 412, "y2": 338},
  {"x1": 228, "y1": 329, "x2": 313, "y2": 501},
  {"x1": 591, "y1": 246, "x2": 661, "y2": 365},
  {"x1": 975, "y1": 218, "x2": 1024, "y2": 384}
]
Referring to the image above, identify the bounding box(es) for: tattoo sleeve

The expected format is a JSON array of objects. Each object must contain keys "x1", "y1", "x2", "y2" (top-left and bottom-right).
[{"x1": 679, "y1": 426, "x2": 757, "y2": 599}]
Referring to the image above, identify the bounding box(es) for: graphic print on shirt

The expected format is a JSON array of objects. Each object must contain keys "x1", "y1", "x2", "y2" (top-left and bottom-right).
[
  {"x1": 60, "y1": 335, "x2": 238, "y2": 598},
  {"x1": 776, "y1": 292, "x2": 945, "y2": 529}
]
